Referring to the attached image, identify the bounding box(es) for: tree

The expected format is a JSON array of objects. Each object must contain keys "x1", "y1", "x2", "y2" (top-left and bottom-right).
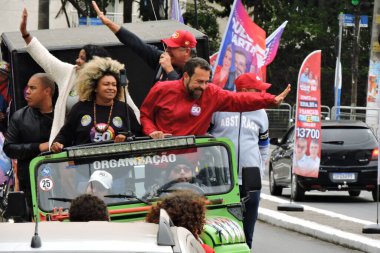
[
  {"x1": 206, "y1": 0, "x2": 373, "y2": 107},
  {"x1": 183, "y1": 1, "x2": 220, "y2": 53}
]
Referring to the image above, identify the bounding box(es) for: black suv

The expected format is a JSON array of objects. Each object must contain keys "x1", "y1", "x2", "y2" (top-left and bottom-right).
[{"x1": 269, "y1": 120, "x2": 379, "y2": 201}]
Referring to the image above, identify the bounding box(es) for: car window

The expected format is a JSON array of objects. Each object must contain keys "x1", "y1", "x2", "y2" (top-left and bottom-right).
[
  {"x1": 322, "y1": 127, "x2": 377, "y2": 145},
  {"x1": 35, "y1": 145, "x2": 233, "y2": 212}
]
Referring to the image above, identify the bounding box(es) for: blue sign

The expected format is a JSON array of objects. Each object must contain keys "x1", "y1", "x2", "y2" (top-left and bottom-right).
[{"x1": 343, "y1": 14, "x2": 368, "y2": 28}]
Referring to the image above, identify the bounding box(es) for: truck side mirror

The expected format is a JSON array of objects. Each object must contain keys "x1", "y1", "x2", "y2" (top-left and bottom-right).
[
  {"x1": 242, "y1": 167, "x2": 262, "y2": 193},
  {"x1": 3, "y1": 191, "x2": 29, "y2": 222}
]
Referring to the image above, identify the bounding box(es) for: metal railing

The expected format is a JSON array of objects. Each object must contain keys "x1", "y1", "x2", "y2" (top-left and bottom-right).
[
  {"x1": 331, "y1": 105, "x2": 379, "y2": 133},
  {"x1": 266, "y1": 103, "x2": 292, "y2": 138}
]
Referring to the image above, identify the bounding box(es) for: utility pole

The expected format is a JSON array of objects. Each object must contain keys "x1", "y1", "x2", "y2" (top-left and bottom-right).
[
  {"x1": 351, "y1": 1, "x2": 360, "y2": 108},
  {"x1": 334, "y1": 13, "x2": 343, "y2": 119}
]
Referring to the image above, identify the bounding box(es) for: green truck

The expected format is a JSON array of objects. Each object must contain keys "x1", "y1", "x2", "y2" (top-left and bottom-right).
[{"x1": 5, "y1": 136, "x2": 259, "y2": 252}]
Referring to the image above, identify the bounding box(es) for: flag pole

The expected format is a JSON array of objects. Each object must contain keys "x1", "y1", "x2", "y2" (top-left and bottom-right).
[{"x1": 193, "y1": 0, "x2": 199, "y2": 29}]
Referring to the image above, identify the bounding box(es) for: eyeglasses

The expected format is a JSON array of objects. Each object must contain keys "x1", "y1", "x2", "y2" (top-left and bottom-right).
[{"x1": 172, "y1": 165, "x2": 192, "y2": 173}]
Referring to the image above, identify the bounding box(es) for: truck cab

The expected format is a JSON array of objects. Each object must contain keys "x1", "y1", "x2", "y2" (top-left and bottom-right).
[{"x1": 5, "y1": 136, "x2": 256, "y2": 252}]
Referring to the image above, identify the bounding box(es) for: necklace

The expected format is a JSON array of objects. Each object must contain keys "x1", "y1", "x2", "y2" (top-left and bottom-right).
[{"x1": 93, "y1": 101, "x2": 114, "y2": 133}]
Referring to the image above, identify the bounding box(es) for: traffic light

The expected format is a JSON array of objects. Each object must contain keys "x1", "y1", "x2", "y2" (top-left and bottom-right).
[{"x1": 351, "y1": 0, "x2": 360, "y2": 6}]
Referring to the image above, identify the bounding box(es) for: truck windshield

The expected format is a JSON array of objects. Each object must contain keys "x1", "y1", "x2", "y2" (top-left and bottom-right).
[{"x1": 35, "y1": 144, "x2": 232, "y2": 212}]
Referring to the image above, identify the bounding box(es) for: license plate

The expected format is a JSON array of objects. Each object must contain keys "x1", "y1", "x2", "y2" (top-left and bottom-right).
[{"x1": 332, "y1": 173, "x2": 356, "y2": 180}]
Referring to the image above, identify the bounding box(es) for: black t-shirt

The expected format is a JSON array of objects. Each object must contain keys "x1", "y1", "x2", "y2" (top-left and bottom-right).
[{"x1": 54, "y1": 100, "x2": 141, "y2": 147}]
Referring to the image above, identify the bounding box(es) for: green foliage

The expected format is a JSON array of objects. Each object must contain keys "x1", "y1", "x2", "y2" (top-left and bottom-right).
[
  {"x1": 351, "y1": 0, "x2": 360, "y2": 6},
  {"x1": 182, "y1": 1, "x2": 220, "y2": 53},
  {"x1": 137, "y1": 0, "x2": 221, "y2": 53}
]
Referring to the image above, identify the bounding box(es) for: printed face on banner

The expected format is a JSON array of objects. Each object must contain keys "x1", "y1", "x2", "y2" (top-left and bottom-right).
[
  {"x1": 212, "y1": 0, "x2": 266, "y2": 91},
  {"x1": 293, "y1": 51, "x2": 322, "y2": 179}
]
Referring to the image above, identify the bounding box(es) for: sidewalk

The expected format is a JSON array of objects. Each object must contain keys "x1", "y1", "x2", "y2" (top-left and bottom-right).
[{"x1": 258, "y1": 194, "x2": 380, "y2": 253}]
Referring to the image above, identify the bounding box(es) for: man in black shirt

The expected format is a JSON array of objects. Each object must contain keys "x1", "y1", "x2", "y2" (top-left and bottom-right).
[
  {"x1": 4, "y1": 73, "x2": 55, "y2": 218},
  {"x1": 92, "y1": 1, "x2": 197, "y2": 82}
]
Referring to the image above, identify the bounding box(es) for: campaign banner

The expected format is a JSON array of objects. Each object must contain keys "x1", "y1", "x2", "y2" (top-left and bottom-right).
[
  {"x1": 0, "y1": 132, "x2": 12, "y2": 185},
  {"x1": 212, "y1": 0, "x2": 266, "y2": 91},
  {"x1": 293, "y1": 50, "x2": 322, "y2": 178},
  {"x1": 170, "y1": 0, "x2": 184, "y2": 23},
  {"x1": 365, "y1": 60, "x2": 380, "y2": 131},
  {"x1": 261, "y1": 21, "x2": 288, "y2": 68}
]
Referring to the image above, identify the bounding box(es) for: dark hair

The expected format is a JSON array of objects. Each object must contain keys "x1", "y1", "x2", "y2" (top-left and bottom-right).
[
  {"x1": 145, "y1": 190, "x2": 206, "y2": 238},
  {"x1": 82, "y1": 44, "x2": 110, "y2": 62},
  {"x1": 31, "y1": 73, "x2": 56, "y2": 96},
  {"x1": 184, "y1": 57, "x2": 210, "y2": 78},
  {"x1": 69, "y1": 194, "x2": 109, "y2": 222}
]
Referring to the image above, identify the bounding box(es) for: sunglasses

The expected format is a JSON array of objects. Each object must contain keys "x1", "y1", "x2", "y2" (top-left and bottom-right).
[{"x1": 172, "y1": 165, "x2": 192, "y2": 173}]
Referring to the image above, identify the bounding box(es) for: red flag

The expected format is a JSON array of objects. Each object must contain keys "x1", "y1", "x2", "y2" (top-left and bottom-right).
[{"x1": 212, "y1": 0, "x2": 266, "y2": 91}]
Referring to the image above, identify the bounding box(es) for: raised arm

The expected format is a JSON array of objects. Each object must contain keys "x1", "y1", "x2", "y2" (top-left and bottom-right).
[
  {"x1": 19, "y1": 8, "x2": 74, "y2": 85},
  {"x1": 274, "y1": 84, "x2": 291, "y2": 105},
  {"x1": 20, "y1": 8, "x2": 32, "y2": 45},
  {"x1": 92, "y1": 1, "x2": 120, "y2": 33},
  {"x1": 92, "y1": 1, "x2": 163, "y2": 71}
]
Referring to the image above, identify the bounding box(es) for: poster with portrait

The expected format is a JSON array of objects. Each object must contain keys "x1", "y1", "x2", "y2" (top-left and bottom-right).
[
  {"x1": 0, "y1": 132, "x2": 12, "y2": 184},
  {"x1": 293, "y1": 50, "x2": 322, "y2": 178},
  {"x1": 211, "y1": 0, "x2": 266, "y2": 91},
  {"x1": 365, "y1": 60, "x2": 380, "y2": 131}
]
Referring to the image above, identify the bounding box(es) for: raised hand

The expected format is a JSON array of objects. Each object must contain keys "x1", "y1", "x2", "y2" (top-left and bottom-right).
[
  {"x1": 20, "y1": 8, "x2": 32, "y2": 43},
  {"x1": 92, "y1": 1, "x2": 108, "y2": 24},
  {"x1": 274, "y1": 84, "x2": 291, "y2": 105},
  {"x1": 92, "y1": 1, "x2": 120, "y2": 33}
]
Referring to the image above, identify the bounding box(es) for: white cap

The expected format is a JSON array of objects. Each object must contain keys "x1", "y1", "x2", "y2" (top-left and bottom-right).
[{"x1": 88, "y1": 170, "x2": 113, "y2": 189}]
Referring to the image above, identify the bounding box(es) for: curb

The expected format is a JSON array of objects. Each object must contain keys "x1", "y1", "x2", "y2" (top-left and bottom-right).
[{"x1": 258, "y1": 194, "x2": 380, "y2": 253}]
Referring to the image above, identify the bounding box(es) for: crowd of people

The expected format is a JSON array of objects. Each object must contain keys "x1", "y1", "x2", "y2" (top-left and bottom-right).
[{"x1": 0, "y1": 2, "x2": 292, "y2": 249}]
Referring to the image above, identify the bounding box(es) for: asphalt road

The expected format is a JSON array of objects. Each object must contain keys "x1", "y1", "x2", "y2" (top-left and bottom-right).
[
  {"x1": 261, "y1": 179, "x2": 380, "y2": 223},
  {"x1": 251, "y1": 220, "x2": 364, "y2": 253}
]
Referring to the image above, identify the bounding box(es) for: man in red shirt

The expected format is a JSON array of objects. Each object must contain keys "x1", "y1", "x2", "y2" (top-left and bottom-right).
[{"x1": 140, "y1": 57, "x2": 291, "y2": 139}]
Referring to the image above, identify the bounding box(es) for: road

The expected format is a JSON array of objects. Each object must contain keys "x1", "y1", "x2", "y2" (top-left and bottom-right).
[
  {"x1": 250, "y1": 164, "x2": 380, "y2": 252},
  {"x1": 251, "y1": 220, "x2": 364, "y2": 253},
  {"x1": 261, "y1": 178, "x2": 380, "y2": 222}
]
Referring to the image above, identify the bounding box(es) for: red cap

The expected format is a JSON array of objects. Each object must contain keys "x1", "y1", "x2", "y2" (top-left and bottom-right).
[
  {"x1": 235, "y1": 73, "x2": 271, "y2": 91},
  {"x1": 161, "y1": 30, "x2": 197, "y2": 48}
]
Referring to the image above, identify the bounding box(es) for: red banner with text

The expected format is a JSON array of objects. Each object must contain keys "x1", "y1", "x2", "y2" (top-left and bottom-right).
[{"x1": 293, "y1": 50, "x2": 322, "y2": 178}]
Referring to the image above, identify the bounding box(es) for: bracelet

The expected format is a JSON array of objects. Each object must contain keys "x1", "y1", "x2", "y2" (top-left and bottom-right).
[{"x1": 22, "y1": 33, "x2": 30, "y2": 39}]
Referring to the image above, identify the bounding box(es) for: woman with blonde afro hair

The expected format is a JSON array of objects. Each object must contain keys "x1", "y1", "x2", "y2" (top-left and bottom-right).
[
  {"x1": 146, "y1": 190, "x2": 215, "y2": 253},
  {"x1": 51, "y1": 57, "x2": 141, "y2": 152}
]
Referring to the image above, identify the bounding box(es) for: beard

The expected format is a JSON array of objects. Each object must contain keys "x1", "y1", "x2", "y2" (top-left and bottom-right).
[{"x1": 185, "y1": 81, "x2": 203, "y2": 99}]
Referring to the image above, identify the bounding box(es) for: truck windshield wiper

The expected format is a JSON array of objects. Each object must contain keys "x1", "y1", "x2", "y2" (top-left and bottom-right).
[
  {"x1": 48, "y1": 197, "x2": 73, "y2": 203},
  {"x1": 322, "y1": 141, "x2": 344, "y2": 145},
  {"x1": 104, "y1": 194, "x2": 151, "y2": 205}
]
